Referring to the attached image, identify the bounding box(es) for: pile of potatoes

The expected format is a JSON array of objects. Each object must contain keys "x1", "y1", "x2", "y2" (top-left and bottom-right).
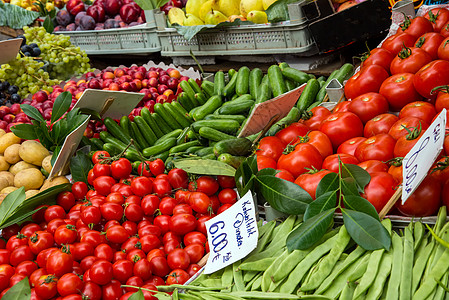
[{"x1": 0, "y1": 130, "x2": 69, "y2": 200}]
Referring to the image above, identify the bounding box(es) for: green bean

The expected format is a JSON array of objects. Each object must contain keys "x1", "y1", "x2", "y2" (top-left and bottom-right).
[
  {"x1": 261, "y1": 249, "x2": 289, "y2": 292},
  {"x1": 322, "y1": 257, "x2": 364, "y2": 298},
  {"x1": 200, "y1": 279, "x2": 222, "y2": 288},
  {"x1": 257, "y1": 220, "x2": 273, "y2": 237},
  {"x1": 433, "y1": 270, "x2": 448, "y2": 300},
  {"x1": 365, "y1": 252, "x2": 393, "y2": 300},
  {"x1": 263, "y1": 215, "x2": 296, "y2": 250},
  {"x1": 243, "y1": 270, "x2": 258, "y2": 283},
  {"x1": 301, "y1": 257, "x2": 322, "y2": 288},
  {"x1": 202, "y1": 291, "x2": 245, "y2": 300},
  {"x1": 413, "y1": 248, "x2": 449, "y2": 299},
  {"x1": 353, "y1": 248, "x2": 384, "y2": 298},
  {"x1": 424, "y1": 223, "x2": 449, "y2": 282},
  {"x1": 172, "y1": 288, "x2": 179, "y2": 300},
  {"x1": 156, "y1": 284, "x2": 223, "y2": 292},
  {"x1": 245, "y1": 273, "x2": 261, "y2": 291},
  {"x1": 221, "y1": 265, "x2": 233, "y2": 291},
  {"x1": 413, "y1": 231, "x2": 429, "y2": 265},
  {"x1": 316, "y1": 246, "x2": 365, "y2": 294},
  {"x1": 386, "y1": 232, "x2": 403, "y2": 300},
  {"x1": 347, "y1": 254, "x2": 370, "y2": 282},
  {"x1": 412, "y1": 240, "x2": 435, "y2": 293},
  {"x1": 301, "y1": 226, "x2": 351, "y2": 291},
  {"x1": 230, "y1": 291, "x2": 331, "y2": 299},
  {"x1": 186, "y1": 273, "x2": 208, "y2": 286},
  {"x1": 251, "y1": 274, "x2": 262, "y2": 291},
  {"x1": 243, "y1": 243, "x2": 286, "y2": 263},
  {"x1": 251, "y1": 221, "x2": 276, "y2": 254},
  {"x1": 179, "y1": 292, "x2": 202, "y2": 300},
  {"x1": 233, "y1": 261, "x2": 245, "y2": 292},
  {"x1": 280, "y1": 234, "x2": 338, "y2": 294},
  {"x1": 238, "y1": 257, "x2": 276, "y2": 271},
  {"x1": 414, "y1": 221, "x2": 425, "y2": 251},
  {"x1": 272, "y1": 277, "x2": 287, "y2": 293},
  {"x1": 435, "y1": 207, "x2": 447, "y2": 235},
  {"x1": 339, "y1": 281, "x2": 357, "y2": 300},
  {"x1": 400, "y1": 226, "x2": 414, "y2": 300}
]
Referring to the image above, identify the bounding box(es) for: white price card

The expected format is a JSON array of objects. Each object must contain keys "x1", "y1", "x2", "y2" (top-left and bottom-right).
[
  {"x1": 72, "y1": 89, "x2": 144, "y2": 119},
  {"x1": 0, "y1": 38, "x2": 22, "y2": 65},
  {"x1": 237, "y1": 84, "x2": 306, "y2": 138},
  {"x1": 204, "y1": 191, "x2": 259, "y2": 274},
  {"x1": 49, "y1": 117, "x2": 90, "y2": 179},
  {"x1": 402, "y1": 109, "x2": 447, "y2": 203}
]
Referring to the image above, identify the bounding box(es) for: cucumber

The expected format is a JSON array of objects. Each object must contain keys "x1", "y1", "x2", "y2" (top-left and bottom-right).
[
  {"x1": 151, "y1": 113, "x2": 172, "y2": 135},
  {"x1": 317, "y1": 76, "x2": 326, "y2": 83},
  {"x1": 268, "y1": 65, "x2": 287, "y2": 98},
  {"x1": 188, "y1": 78, "x2": 202, "y2": 94},
  {"x1": 103, "y1": 143, "x2": 121, "y2": 156},
  {"x1": 195, "y1": 146, "x2": 214, "y2": 156},
  {"x1": 124, "y1": 149, "x2": 141, "y2": 162},
  {"x1": 218, "y1": 100, "x2": 254, "y2": 115},
  {"x1": 90, "y1": 138, "x2": 104, "y2": 151},
  {"x1": 153, "y1": 150, "x2": 170, "y2": 162},
  {"x1": 154, "y1": 103, "x2": 182, "y2": 130},
  {"x1": 278, "y1": 62, "x2": 290, "y2": 71},
  {"x1": 169, "y1": 140, "x2": 202, "y2": 154},
  {"x1": 195, "y1": 93, "x2": 207, "y2": 106},
  {"x1": 255, "y1": 81, "x2": 271, "y2": 104},
  {"x1": 104, "y1": 117, "x2": 132, "y2": 144},
  {"x1": 204, "y1": 114, "x2": 246, "y2": 124},
  {"x1": 141, "y1": 108, "x2": 164, "y2": 139},
  {"x1": 192, "y1": 95, "x2": 223, "y2": 121},
  {"x1": 129, "y1": 121, "x2": 149, "y2": 149},
  {"x1": 176, "y1": 127, "x2": 191, "y2": 145},
  {"x1": 178, "y1": 92, "x2": 194, "y2": 111},
  {"x1": 171, "y1": 101, "x2": 191, "y2": 119},
  {"x1": 223, "y1": 94, "x2": 253, "y2": 103},
  {"x1": 199, "y1": 126, "x2": 236, "y2": 142},
  {"x1": 249, "y1": 68, "x2": 263, "y2": 99},
  {"x1": 99, "y1": 131, "x2": 125, "y2": 147},
  {"x1": 266, "y1": 107, "x2": 301, "y2": 136},
  {"x1": 186, "y1": 146, "x2": 204, "y2": 154},
  {"x1": 133, "y1": 116, "x2": 157, "y2": 146},
  {"x1": 201, "y1": 80, "x2": 215, "y2": 98},
  {"x1": 164, "y1": 102, "x2": 192, "y2": 128},
  {"x1": 334, "y1": 63, "x2": 355, "y2": 85},
  {"x1": 213, "y1": 138, "x2": 253, "y2": 157},
  {"x1": 285, "y1": 79, "x2": 297, "y2": 91},
  {"x1": 228, "y1": 69, "x2": 236, "y2": 78},
  {"x1": 217, "y1": 153, "x2": 245, "y2": 169},
  {"x1": 143, "y1": 137, "x2": 177, "y2": 157},
  {"x1": 281, "y1": 67, "x2": 310, "y2": 85},
  {"x1": 223, "y1": 72, "x2": 238, "y2": 98},
  {"x1": 180, "y1": 80, "x2": 198, "y2": 107},
  {"x1": 297, "y1": 78, "x2": 320, "y2": 114},
  {"x1": 119, "y1": 115, "x2": 131, "y2": 137},
  {"x1": 192, "y1": 119, "x2": 241, "y2": 134},
  {"x1": 236, "y1": 66, "x2": 250, "y2": 96},
  {"x1": 315, "y1": 69, "x2": 339, "y2": 103},
  {"x1": 214, "y1": 71, "x2": 225, "y2": 96},
  {"x1": 155, "y1": 129, "x2": 184, "y2": 145}
]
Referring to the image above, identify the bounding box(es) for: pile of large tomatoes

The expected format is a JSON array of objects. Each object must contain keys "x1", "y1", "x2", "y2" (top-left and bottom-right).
[{"x1": 0, "y1": 152, "x2": 238, "y2": 299}]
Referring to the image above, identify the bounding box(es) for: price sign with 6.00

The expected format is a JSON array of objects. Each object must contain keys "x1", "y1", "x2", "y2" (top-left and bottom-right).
[
  {"x1": 402, "y1": 109, "x2": 447, "y2": 203},
  {"x1": 203, "y1": 191, "x2": 259, "y2": 274}
]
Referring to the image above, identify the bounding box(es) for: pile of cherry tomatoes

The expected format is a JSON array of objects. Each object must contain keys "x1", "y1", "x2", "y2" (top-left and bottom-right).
[{"x1": 0, "y1": 152, "x2": 238, "y2": 299}]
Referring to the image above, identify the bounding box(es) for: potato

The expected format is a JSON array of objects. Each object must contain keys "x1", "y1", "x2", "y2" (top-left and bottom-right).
[
  {"x1": 1, "y1": 186, "x2": 17, "y2": 194},
  {"x1": 0, "y1": 132, "x2": 21, "y2": 154},
  {"x1": 42, "y1": 155, "x2": 53, "y2": 174},
  {"x1": 9, "y1": 161, "x2": 37, "y2": 175},
  {"x1": 39, "y1": 176, "x2": 70, "y2": 192},
  {"x1": 0, "y1": 171, "x2": 14, "y2": 186},
  {"x1": 4, "y1": 144, "x2": 21, "y2": 164},
  {"x1": 19, "y1": 140, "x2": 50, "y2": 166},
  {"x1": 25, "y1": 189, "x2": 40, "y2": 199},
  {"x1": 14, "y1": 168, "x2": 44, "y2": 191},
  {"x1": 0, "y1": 177, "x2": 9, "y2": 192},
  {"x1": 0, "y1": 129, "x2": 6, "y2": 138},
  {"x1": 0, "y1": 156, "x2": 9, "y2": 172}
]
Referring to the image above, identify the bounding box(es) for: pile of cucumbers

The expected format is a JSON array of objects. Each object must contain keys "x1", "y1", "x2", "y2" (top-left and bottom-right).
[{"x1": 84, "y1": 62, "x2": 354, "y2": 168}]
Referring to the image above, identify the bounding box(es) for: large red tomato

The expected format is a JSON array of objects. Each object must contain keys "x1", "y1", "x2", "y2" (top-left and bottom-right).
[
  {"x1": 438, "y1": 37, "x2": 449, "y2": 61},
  {"x1": 435, "y1": 87, "x2": 449, "y2": 113},
  {"x1": 398, "y1": 16, "x2": 433, "y2": 39},
  {"x1": 275, "y1": 123, "x2": 308, "y2": 145},
  {"x1": 388, "y1": 117, "x2": 430, "y2": 140},
  {"x1": 425, "y1": 8, "x2": 449, "y2": 32},
  {"x1": 364, "y1": 113, "x2": 399, "y2": 138},
  {"x1": 337, "y1": 137, "x2": 367, "y2": 156},
  {"x1": 390, "y1": 46, "x2": 432, "y2": 75},
  {"x1": 319, "y1": 112, "x2": 364, "y2": 150},
  {"x1": 354, "y1": 133, "x2": 396, "y2": 162},
  {"x1": 256, "y1": 136, "x2": 286, "y2": 161},
  {"x1": 399, "y1": 101, "x2": 437, "y2": 125},
  {"x1": 344, "y1": 65, "x2": 389, "y2": 100},
  {"x1": 322, "y1": 154, "x2": 359, "y2": 173},
  {"x1": 413, "y1": 60, "x2": 449, "y2": 99},
  {"x1": 379, "y1": 73, "x2": 423, "y2": 111},
  {"x1": 298, "y1": 131, "x2": 333, "y2": 159},
  {"x1": 414, "y1": 32, "x2": 445, "y2": 60},
  {"x1": 361, "y1": 48, "x2": 394, "y2": 72},
  {"x1": 302, "y1": 107, "x2": 331, "y2": 131},
  {"x1": 348, "y1": 92, "x2": 389, "y2": 124},
  {"x1": 358, "y1": 160, "x2": 389, "y2": 174},
  {"x1": 393, "y1": 125, "x2": 424, "y2": 157},
  {"x1": 256, "y1": 155, "x2": 277, "y2": 171},
  {"x1": 277, "y1": 143, "x2": 323, "y2": 178},
  {"x1": 362, "y1": 172, "x2": 398, "y2": 213},
  {"x1": 381, "y1": 32, "x2": 416, "y2": 56},
  {"x1": 294, "y1": 169, "x2": 332, "y2": 199},
  {"x1": 396, "y1": 177, "x2": 441, "y2": 217}
]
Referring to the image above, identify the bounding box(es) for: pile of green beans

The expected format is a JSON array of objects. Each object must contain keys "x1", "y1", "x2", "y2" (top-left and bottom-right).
[{"x1": 163, "y1": 207, "x2": 449, "y2": 300}]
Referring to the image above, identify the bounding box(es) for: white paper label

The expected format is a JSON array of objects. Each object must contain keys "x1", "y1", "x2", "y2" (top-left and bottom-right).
[
  {"x1": 0, "y1": 38, "x2": 22, "y2": 65},
  {"x1": 237, "y1": 84, "x2": 306, "y2": 137},
  {"x1": 402, "y1": 109, "x2": 447, "y2": 203},
  {"x1": 204, "y1": 191, "x2": 259, "y2": 274}
]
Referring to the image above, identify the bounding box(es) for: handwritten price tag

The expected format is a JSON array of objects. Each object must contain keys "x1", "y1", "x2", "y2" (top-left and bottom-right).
[
  {"x1": 203, "y1": 191, "x2": 259, "y2": 274},
  {"x1": 402, "y1": 109, "x2": 447, "y2": 203}
]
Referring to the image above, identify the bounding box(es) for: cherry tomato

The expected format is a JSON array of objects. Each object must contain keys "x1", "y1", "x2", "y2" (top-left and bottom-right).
[
  {"x1": 188, "y1": 176, "x2": 219, "y2": 196},
  {"x1": 90, "y1": 259, "x2": 113, "y2": 286},
  {"x1": 152, "y1": 178, "x2": 172, "y2": 197},
  {"x1": 390, "y1": 46, "x2": 432, "y2": 75},
  {"x1": 57, "y1": 192, "x2": 76, "y2": 212},
  {"x1": 184, "y1": 243, "x2": 204, "y2": 264},
  {"x1": 15, "y1": 260, "x2": 38, "y2": 277},
  {"x1": 139, "y1": 234, "x2": 161, "y2": 253},
  {"x1": 137, "y1": 161, "x2": 152, "y2": 177},
  {"x1": 82, "y1": 282, "x2": 102, "y2": 300},
  {"x1": 354, "y1": 133, "x2": 396, "y2": 162},
  {"x1": 319, "y1": 112, "x2": 364, "y2": 150},
  {"x1": 130, "y1": 176, "x2": 153, "y2": 197},
  {"x1": 173, "y1": 203, "x2": 193, "y2": 215},
  {"x1": 397, "y1": 177, "x2": 441, "y2": 216},
  {"x1": 217, "y1": 175, "x2": 236, "y2": 189},
  {"x1": 362, "y1": 172, "x2": 398, "y2": 213},
  {"x1": 149, "y1": 159, "x2": 165, "y2": 176},
  {"x1": 93, "y1": 163, "x2": 111, "y2": 178},
  {"x1": 344, "y1": 65, "x2": 390, "y2": 100},
  {"x1": 256, "y1": 136, "x2": 287, "y2": 161},
  {"x1": 46, "y1": 248, "x2": 73, "y2": 277},
  {"x1": 196, "y1": 216, "x2": 212, "y2": 236},
  {"x1": 167, "y1": 168, "x2": 189, "y2": 189},
  {"x1": 102, "y1": 279, "x2": 123, "y2": 300},
  {"x1": 189, "y1": 192, "x2": 211, "y2": 214},
  {"x1": 92, "y1": 151, "x2": 110, "y2": 164},
  {"x1": 167, "y1": 248, "x2": 190, "y2": 270},
  {"x1": 71, "y1": 242, "x2": 94, "y2": 262},
  {"x1": 149, "y1": 256, "x2": 170, "y2": 278},
  {"x1": 348, "y1": 92, "x2": 389, "y2": 124},
  {"x1": 100, "y1": 203, "x2": 124, "y2": 221},
  {"x1": 35, "y1": 274, "x2": 58, "y2": 299},
  {"x1": 106, "y1": 225, "x2": 129, "y2": 244},
  {"x1": 44, "y1": 205, "x2": 66, "y2": 223},
  {"x1": 166, "y1": 269, "x2": 190, "y2": 285},
  {"x1": 133, "y1": 258, "x2": 152, "y2": 281},
  {"x1": 218, "y1": 188, "x2": 237, "y2": 205},
  {"x1": 294, "y1": 169, "x2": 332, "y2": 199},
  {"x1": 80, "y1": 230, "x2": 107, "y2": 248},
  {"x1": 6, "y1": 233, "x2": 28, "y2": 252},
  {"x1": 57, "y1": 273, "x2": 84, "y2": 297},
  {"x1": 124, "y1": 203, "x2": 144, "y2": 222},
  {"x1": 54, "y1": 225, "x2": 78, "y2": 245},
  {"x1": 153, "y1": 215, "x2": 171, "y2": 235},
  {"x1": 10, "y1": 245, "x2": 34, "y2": 267},
  {"x1": 169, "y1": 214, "x2": 197, "y2": 236}
]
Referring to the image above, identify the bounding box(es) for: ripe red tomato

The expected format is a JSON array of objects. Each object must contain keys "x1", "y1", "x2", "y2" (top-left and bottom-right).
[
  {"x1": 390, "y1": 47, "x2": 432, "y2": 75},
  {"x1": 54, "y1": 225, "x2": 78, "y2": 245},
  {"x1": 379, "y1": 73, "x2": 423, "y2": 111},
  {"x1": 102, "y1": 279, "x2": 123, "y2": 300},
  {"x1": 275, "y1": 123, "x2": 308, "y2": 145},
  {"x1": 256, "y1": 155, "x2": 277, "y2": 171},
  {"x1": 397, "y1": 177, "x2": 441, "y2": 216},
  {"x1": 424, "y1": 8, "x2": 449, "y2": 32},
  {"x1": 80, "y1": 230, "x2": 107, "y2": 248},
  {"x1": 167, "y1": 248, "x2": 190, "y2": 270},
  {"x1": 319, "y1": 112, "x2": 364, "y2": 150},
  {"x1": 190, "y1": 192, "x2": 211, "y2": 214},
  {"x1": 93, "y1": 176, "x2": 116, "y2": 196},
  {"x1": 294, "y1": 169, "x2": 332, "y2": 199},
  {"x1": 256, "y1": 136, "x2": 287, "y2": 161},
  {"x1": 398, "y1": 16, "x2": 433, "y2": 38},
  {"x1": 399, "y1": 101, "x2": 437, "y2": 125},
  {"x1": 133, "y1": 258, "x2": 152, "y2": 281},
  {"x1": 173, "y1": 203, "x2": 193, "y2": 215},
  {"x1": 348, "y1": 92, "x2": 389, "y2": 124},
  {"x1": 355, "y1": 133, "x2": 396, "y2": 162},
  {"x1": 275, "y1": 169, "x2": 296, "y2": 182},
  {"x1": 110, "y1": 158, "x2": 132, "y2": 179},
  {"x1": 169, "y1": 214, "x2": 197, "y2": 236},
  {"x1": 44, "y1": 205, "x2": 66, "y2": 223},
  {"x1": 388, "y1": 163, "x2": 403, "y2": 183},
  {"x1": 93, "y1": 163, "x2": 111, "y2": 178},
  {"x1": 381, "y1": 32, "x2": 416, "y2": 56},
  {"x1": 152, "y1": 178, "x2": 172, "y2": 197},
  {"x1": 414, "y1": 60, "x2": 449, "y2": 99},
  {"x1": 90, "y1": 259, "x2": 113, "y2": 286},
  {"x1": 388, "y1": 116, "x2": 429, "y2": 140},
  {"x1": 80, "y1": 205, "x2": 102, "y2": 226},
  {"x1": 124, "y1": 203, "x2": 144, "y2": 222},
  {"x1": 277, "y1": 143, "x2": 323, "y2": 178},
  {"x1": 364, "y1": 113, "x2": 399, "y2": 138},
  {"x1": 57, "y1": 192, "x2": 76, "y2": 212},
  {"x1": 361, "y1": 48, "x2": 394, "y2": 71},
  {"x1": 184, "y1": 243, "x2": 204, "y2": 264},
  {"x1": 217, "y1": 175, "x2": 235, "y2": 188},
  {"x1": 10, "y1": 245, "x2": 34, "y2": 267},
  {"x1": 393, "y1": 126, "x2": 424, "y2": 158},
  {"x1": 153, "y1": 215, "x2": 171, "y2": 235},
  {"x1": 159, "y1": 197, "x2": 177, "y2": 215},
  {"x1": 82, "y1": 282, "x2": 102, "y2": 300},
  {"x1": 106, "y1": 225, "x2": 129, "y2": 244},
  {"x1": 362, "y1": 172, "x2": 398, "y2": 213},
  {"x1": 71, "y1": 242, "x2": 94, "y2": 262},
  {"x1": 92, "y1": 151, "x2": 110, "y2": 164},
  {"x1": 57, "y1": 273, "x2": 84, "y2": 297},
  {"x1": 130, "y1": 176, "x2": 153, "y2": 197},
  {"x1": 303, "y1": 106, "x2": 331, "y2": 130},
  {"x1": 166, "y1": 269, "x2": 189, "y2": 285},
  {"x1": 15, "y1": 260, "x2": 37, "y2": 277},
  {"x1": 435, "y1": 89, "x2": 449, "y2": 115},
  {"x1": 6, "y1": 233, "x2": 28, "y2": 252},
  {"x1": 218, "y1": 188, "x2": 237, "y2": 205},
  {"x1": 414, "y1": 32, "x2": 445, "y2": 60},
  {"x1": 100, "y1": 202, "x2": 124, "y2": 221},
  {"x1": 168, "y1": 168, "x2": 189, "y2": 189},
  {"x1": 46, "y1": 248, "x2": 73, "y2": 277},
  {"x1": 299, "y1": 131, "x2": 333, "y2": 159},
  {"x1": 322, "y1": 154, "x2": 359, "y2": 173},
  {"x1": 184, "y1": 231, "x2": 207, "y2": 246},
  {"x1": 35, "y1": 274, "x2": 58, "y2": 299},
  {"x1": 149, "y1": 159, "x2": 165, "y2": 176},
  {"x1": 337, "y1": 137, "x2": 367, "y2": 156},
  {"x1": 188, "y1": 176, "x2": 219, "y2": 196},
  {"x1": 196, "y1": 216, "x2": 212, "y2": 236},
  {"x1": 344, "y1": 65, "x2": 389, "y2": 100}
]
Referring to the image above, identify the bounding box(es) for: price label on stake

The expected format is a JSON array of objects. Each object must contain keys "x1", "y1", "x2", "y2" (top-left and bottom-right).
[
  {"x1": 402, "y1": 109, "x2": 447, "y2": 203},
  {"x1": 237, "y1": 84, "x2": 306, "y2": 137},
  {"x1": 204, "y1": 191, "x2": 259, "y2": 274},
  {"x1": 0, "y1": 38, "x2": 22, "y2": 65}
]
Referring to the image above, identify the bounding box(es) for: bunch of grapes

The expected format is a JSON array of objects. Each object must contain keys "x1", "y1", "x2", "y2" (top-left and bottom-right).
[{"x1": 23, "y1": 26, "x2": 94, "y2": 80}]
